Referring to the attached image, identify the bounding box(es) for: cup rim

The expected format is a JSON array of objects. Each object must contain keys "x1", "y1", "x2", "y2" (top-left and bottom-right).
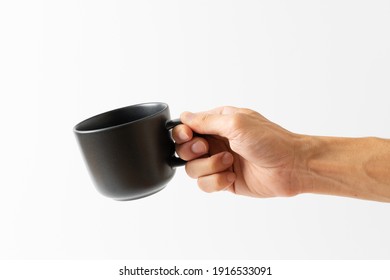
[{"x1": 73, "y1": 102, "x2": 169, "y2": 134}]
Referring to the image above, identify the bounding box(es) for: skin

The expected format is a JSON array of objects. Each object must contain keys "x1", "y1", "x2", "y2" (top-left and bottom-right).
[{"x1": 172, "y1": 106, "x2": 390, "y2": 202}]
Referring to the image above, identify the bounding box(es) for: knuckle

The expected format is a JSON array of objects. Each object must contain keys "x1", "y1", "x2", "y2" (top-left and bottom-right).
[
  {"x1": 228, "y1": 112, "x2": 246, "y2": 130},
  {"x1": 238, "y1": 107, "x2": 252, "y2": 114},
  {"x1": 199, "y1": 113, "x2": 209, "y2": 125}
]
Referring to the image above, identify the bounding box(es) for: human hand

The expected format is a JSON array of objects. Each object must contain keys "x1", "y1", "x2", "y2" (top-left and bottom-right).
[{"x1": 172, "y1": 106, "x2": 306, "y2": 198}]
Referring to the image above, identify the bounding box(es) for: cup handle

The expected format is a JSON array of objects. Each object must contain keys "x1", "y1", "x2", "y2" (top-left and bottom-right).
[{"x1": 165, "y1": 118, "x2": 187, "y2": 168}]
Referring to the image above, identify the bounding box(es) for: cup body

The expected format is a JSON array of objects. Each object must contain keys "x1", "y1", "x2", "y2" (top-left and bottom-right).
[{"x1": 74, "y1": 102, "x2": 178, "y2": 200}]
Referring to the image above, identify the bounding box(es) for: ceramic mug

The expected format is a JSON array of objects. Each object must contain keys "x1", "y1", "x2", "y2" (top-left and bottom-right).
[{"x1": 74, "y1": 102, "x2": 185, "y2": 200}]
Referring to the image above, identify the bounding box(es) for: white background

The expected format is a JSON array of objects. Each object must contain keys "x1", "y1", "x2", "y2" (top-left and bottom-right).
[{"x1": 1, "y1": 0, "x2": 390, "y2": 260}]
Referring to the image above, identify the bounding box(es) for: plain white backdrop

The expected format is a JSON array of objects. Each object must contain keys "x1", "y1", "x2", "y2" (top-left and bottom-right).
[{"x1": 1, "y1": 0, "x2": 390, "y2": 259}]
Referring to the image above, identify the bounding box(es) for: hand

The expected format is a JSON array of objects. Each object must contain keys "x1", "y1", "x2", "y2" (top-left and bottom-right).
[{"x1": 172, "y1": 106, "x2": 305, "y2": 198}]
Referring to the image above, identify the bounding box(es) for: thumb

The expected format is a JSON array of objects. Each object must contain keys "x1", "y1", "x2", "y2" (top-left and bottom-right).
[{"x1": 180, "y1": 111, "x2": 232, "y2": 138}]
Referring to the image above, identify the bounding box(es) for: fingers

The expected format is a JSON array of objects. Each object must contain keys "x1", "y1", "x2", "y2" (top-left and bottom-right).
[
  {"x1": 186, "y1": 152, "x2": 236, "y2": 193},
  {"x1": 175, "y1": 137, "x2": 209, "y2": 161},
  {"x1": 172, "y1": 124, "x2": 193, "y2": 144},
  {"x1": 172, "y1": 124, "x2": 208, "y2": 161},
  {"x1": 185, "y1": 152, "x2": 234, "y2": 178},
  {"x1": 180, "y1": 106, "x2": 257, "y2": 138},
  {"x1": 198, "y1": 171, "x2": 236, "y2": 193},
  {"x1": 204, "y1": 106, "x2": 240, "y2": 115},
  {"x1": 180, "y1": 111, "x2": 232, "y2": 137}
]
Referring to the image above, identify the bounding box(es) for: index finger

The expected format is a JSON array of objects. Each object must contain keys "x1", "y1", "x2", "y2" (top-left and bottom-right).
[{"x1": 172, "y1": 124, "x2": 194, "y2": 144}]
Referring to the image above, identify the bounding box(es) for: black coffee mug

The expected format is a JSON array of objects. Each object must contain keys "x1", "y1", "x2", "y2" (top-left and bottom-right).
[{"x1": 74, "y1": 102, "x2": 186, "y2": 201}]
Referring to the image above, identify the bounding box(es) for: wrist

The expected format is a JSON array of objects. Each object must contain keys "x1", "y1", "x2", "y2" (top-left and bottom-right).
[
  {"x1": 291, "y1": 134, "x2": 316, "y2": 196},
  {"x1": 294, "y1": 135, "x2": 390, "y2": 202}
]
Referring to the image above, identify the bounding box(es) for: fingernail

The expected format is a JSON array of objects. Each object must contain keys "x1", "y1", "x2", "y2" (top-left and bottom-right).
[
  {"x1": 227, "y1": 173, "x2": 236, "y2": 183},
  {"x1": 181, "y1": 111, "x2": 195, "y2": 122},
  {"x1": 222, "y1": 152, "x2": 233, "y2": 165},
  {"x1": 191, "y1": 141, "x2": 206, "y2": 154},
  {"x1": 178, "y1": 131, "x2": 190, "y2": 141}
]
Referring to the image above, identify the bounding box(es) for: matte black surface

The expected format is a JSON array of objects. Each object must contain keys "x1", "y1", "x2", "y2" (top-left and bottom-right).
[{"x1": 74, "y1": 102, "x2": 185, "y2": 201}]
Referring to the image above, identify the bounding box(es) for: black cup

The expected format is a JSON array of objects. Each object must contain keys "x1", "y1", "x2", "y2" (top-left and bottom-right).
[{"x1": 74, "y1": 102, "x2": 185, "y2": 201}]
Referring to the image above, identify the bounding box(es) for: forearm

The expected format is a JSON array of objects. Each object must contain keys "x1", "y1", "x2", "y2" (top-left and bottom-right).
[{"x1": 298, "y1": 136, "x2": 390, "y2": 202}]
